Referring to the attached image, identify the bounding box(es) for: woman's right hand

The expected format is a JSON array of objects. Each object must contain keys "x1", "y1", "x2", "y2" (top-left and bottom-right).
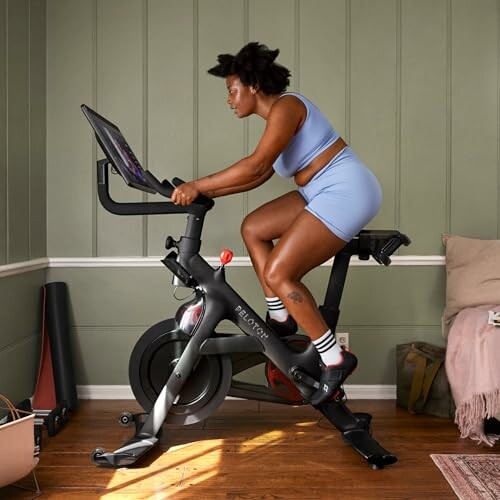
[{"x1": 171, "y1": 181, "x2": 200, "y2": 205}]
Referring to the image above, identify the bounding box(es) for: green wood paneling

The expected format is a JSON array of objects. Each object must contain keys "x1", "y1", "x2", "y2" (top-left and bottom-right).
[
  {"x1": 38, "y1": 0, "x2": 500, "y2": 388},
  {"x1": 29, "y1": 0, "x2": 46, "y2": 259},
  {"x1": 450, "y1": 0, "x2": 498, "y2": 238},
  {"x1": 247, "y1": 0, "x2": 297, "y2": 215},
  {"x1": 299, "y1": 0, "x2": 347, "y2": 137},
  {"x1": 0, "y1": 1, "x2": 46, "y2": 404},
  {"x1": 350, "y1": 0, "x2": 397, "y2": 230},
  {"x1": 147, "y1": 0, "x2": 195, "y2": 256},
  {"x1": 348, "y1": 326, "x2": 445, "y2": 385},
  {"x1": 96, "y1": 0, "x2": 145, "y2": 256},
  {"x1": 0, "y1": 0, "x2": 6, "y2": 265},
  {"x1": 47, "y1": 264, "x2": 446, "y2": 385},
  {"x1": 47, "y1": 265, "x2": 447, "y2": 328},
  {"x1": 0, "y1": 336, "x2": 39, "y2": 402},
  {"x1": 66, "y1": 323, "x2": 445, "y2": 386},
  {"x1": 7, "y1": 0, "x2": 30, "y2": 263},
  {"x1": 197, "y1": 0, "x2": 246, "y2": 255},
  {"x1": 44, "y1": 0, "x2": 500, "y2": 258},
  {"x1": 46, "y1": 0, "x2": 94, "y2": 257},
  {"x1": 0, "y1": 270, "x2": 44, "y2": 350},
  {"x1": 400, "y1": 0, "x2": 448, "y2": 254},
  {"x1": 71, "y1": 326, "x2": 141, "y2": 385}
]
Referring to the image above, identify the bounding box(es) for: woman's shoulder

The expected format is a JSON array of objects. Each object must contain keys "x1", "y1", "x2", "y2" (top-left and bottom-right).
[
  {"x1": 267, "y1": 93, "x2": 308, "y2": 133},
  {"x1": 272, "y1": 92, "x2": 307, "y2": 113},
  {"x1": 279, "y1": 91, "x2": 307, "y2": 102}
]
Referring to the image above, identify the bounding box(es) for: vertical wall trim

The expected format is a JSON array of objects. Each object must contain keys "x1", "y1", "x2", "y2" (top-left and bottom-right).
[
  {"x1": 345, "y1": 0, "x2": 351, "y2": 143},
  {"x1": 5, "y1": 0, "x2": 8, "y2": 263},
  {"x1": 294, "y1": 0, "x2": 300, "y2": 92},
  {"x1": 395, "y1": 0, "x2": 402, "y2": 230},
  {"x1": 445, "y1": 0, "x2": 452, "y2": 234},
  {"x1": 28, "y1": 0, "x2": 31, "y2": 259},
  {"x1": 242, "y1": 0, "x2": 249, "y2": 223},
  {"x1": 192, "y1": 0, "x2": 199, "y2": 182},
  {"x1": 92, "y1": 0, "x2": 98, "y2": 257},
  {"x1": 1, "y1": 0, "x2": 6, "y2": 264},
  {"x1": 142, "y1": 0, "x2": 148, "y2": 256}
]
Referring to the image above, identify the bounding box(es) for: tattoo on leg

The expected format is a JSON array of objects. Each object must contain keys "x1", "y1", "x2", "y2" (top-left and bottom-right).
[{"x1": 287, "y1": 291, "x2": 303, "y2": 304}]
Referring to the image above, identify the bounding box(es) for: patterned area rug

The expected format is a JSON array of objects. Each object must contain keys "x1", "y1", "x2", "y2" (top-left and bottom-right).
[{"x1": 431, "y1": 454, "x2": 500, "y2": 500}]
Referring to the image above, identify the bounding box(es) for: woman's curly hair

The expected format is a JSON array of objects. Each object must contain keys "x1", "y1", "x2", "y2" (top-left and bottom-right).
[{"x1": 208, "y1": 42, "x2": 291, "y2": 94}]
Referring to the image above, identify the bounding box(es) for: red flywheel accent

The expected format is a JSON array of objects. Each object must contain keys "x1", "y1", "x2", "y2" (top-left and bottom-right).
[{"x1": 265, "y1": 361, "x2": 304, "y2": 403}]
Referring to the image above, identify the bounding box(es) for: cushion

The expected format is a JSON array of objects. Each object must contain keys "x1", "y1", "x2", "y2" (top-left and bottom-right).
[{"x1": 442, "y1": 234, "x2": 500, "y2": 337}]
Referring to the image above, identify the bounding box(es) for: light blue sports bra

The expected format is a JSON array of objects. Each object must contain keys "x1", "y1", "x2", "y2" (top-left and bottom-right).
[{"x1": 273, "y1": 92, "x2": 340, "y2": 178}]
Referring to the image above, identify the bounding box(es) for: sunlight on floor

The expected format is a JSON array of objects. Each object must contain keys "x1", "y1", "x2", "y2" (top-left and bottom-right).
[
  {"x1": 99, "y1": 422, "x2": 322, "y2": 496},
  {"x1": 101, "y1": 439, "x2": 225, "y2": 494},
  {"x1": 237, "y1": 430, "x2": 285, "y2": 452}
]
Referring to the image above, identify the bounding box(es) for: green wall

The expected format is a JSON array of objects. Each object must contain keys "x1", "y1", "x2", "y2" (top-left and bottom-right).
[
  {"x1": 0, "y1": 0, "x2": 47, "y2": 403},
  {"x1": 46, "y1": 0, "x2": 500, "y2": 387},
  {"x1": 2, "y1": 0, "x2": 498, "y2": 393}
]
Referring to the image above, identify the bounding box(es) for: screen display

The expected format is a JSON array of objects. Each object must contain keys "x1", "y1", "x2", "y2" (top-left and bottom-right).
[{"x1": 81, "y1": 105, "x2": 155, "y2": 194}]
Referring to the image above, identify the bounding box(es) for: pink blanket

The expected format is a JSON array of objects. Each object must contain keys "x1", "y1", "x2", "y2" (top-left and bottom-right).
[{"x1": 446, "y1": 305, "x2": 500, "y2": 446}]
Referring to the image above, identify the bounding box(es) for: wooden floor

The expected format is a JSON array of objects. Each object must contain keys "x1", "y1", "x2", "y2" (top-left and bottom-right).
[{"x1": 2, "y1": 399, "x2": 498, "y2": 499}]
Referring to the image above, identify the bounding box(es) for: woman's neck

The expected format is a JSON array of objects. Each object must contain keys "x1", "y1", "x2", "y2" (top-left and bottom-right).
[{"x1": 255, "y1": 93, "x2": 282, "y2": 120}]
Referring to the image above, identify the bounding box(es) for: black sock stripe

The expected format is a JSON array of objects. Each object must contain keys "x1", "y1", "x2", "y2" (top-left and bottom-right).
[
  {"x1": 314, "y1": 333, "x2": 335, "y2": 350},
  {"x1": 316, "y1": 338, "x2": 336, "y2": 353},
  {"x1": 268, "y1": 305, "x2": 285, "y2": 310}
]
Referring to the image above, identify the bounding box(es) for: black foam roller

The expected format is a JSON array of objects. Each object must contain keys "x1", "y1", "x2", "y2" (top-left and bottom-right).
[{"x1": 44, "y1": 282, "x2": 79, "y2": 411}]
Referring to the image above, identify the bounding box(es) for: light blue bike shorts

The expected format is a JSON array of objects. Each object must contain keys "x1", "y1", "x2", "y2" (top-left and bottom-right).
[{"x1": 298, "y1": 147, "x2": 382, "y2": 242}]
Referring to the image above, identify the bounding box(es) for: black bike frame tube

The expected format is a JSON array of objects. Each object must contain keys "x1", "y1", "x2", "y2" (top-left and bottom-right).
[
  {"x1": 136, "y1": 299, "x2": 225, "y2": 438},
  {"x1": 185, "y1": 254, "x2": 322, "y2": 382}
]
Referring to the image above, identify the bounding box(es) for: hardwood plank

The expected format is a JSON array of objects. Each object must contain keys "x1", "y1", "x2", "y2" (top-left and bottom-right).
[{"x1": 1, "y1": 399, "x2": 496, "y2": 499}]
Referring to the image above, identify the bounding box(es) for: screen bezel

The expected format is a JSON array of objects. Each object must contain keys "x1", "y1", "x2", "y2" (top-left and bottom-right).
[{"x1": 81, "y1": 104, "x2": 156, "y2": 194}]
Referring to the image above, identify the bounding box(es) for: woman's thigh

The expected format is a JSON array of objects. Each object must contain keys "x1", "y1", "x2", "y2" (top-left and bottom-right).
[
  {"x1": 266, "y1": 209, "x2": 347, "y2": 283},
  {"x1": 241, "y1": 191, "x2": 306, "y2": 241}
]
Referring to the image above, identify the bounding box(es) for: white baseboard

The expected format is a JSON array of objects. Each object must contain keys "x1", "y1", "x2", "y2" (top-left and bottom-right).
[{"x1": 77, "y1": 384, "x2": 396, "y2": 400}]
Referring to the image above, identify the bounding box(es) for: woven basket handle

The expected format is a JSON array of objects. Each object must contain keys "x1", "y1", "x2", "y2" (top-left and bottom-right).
[{"x1": 0, "y1": 394, "x2": 21, "y2": 421}]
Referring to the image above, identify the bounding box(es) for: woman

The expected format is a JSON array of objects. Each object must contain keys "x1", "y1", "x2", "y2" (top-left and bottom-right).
[{"x1": 171, "y1": 42, "x2": 382, "y2": 404}]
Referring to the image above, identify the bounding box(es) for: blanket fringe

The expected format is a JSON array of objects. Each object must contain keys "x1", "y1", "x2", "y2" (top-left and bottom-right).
[{"x1": 454, "y1": 388, "x2": 500, "y2": 446}]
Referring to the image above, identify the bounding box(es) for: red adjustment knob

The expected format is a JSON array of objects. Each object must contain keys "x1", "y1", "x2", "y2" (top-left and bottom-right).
[{"x1": 220, "y1": 249, "x2": 234, "y2": 266}]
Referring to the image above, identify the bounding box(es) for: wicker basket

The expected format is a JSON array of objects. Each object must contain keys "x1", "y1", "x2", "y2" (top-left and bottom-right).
[{"x1": 0, "y1": 394, "x2": 40, "y2": 494}]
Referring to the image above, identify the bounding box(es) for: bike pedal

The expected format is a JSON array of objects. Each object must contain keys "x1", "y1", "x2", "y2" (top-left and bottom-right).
[{"x1": 290, "y1": 367, "x2": 320, "y2": 390}]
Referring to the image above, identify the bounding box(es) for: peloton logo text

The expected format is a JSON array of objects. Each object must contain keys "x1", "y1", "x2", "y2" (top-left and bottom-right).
[{"x1": 235, "y1": 306, "x2": 269, "y2": 339}]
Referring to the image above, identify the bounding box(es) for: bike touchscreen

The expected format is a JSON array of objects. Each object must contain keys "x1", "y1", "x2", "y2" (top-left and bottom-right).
[{"x1": 81, "y1": 104, "x2": 156, "y2": 194}]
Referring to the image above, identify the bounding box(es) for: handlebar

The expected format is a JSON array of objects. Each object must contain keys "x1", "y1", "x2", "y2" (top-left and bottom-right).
[{"x1": 97, "y1": 159, "x2": 214, "y2": 217}]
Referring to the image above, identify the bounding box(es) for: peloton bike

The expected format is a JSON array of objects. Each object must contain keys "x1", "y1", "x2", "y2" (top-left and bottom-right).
[{"x1": 82, "y1": 104, "x2": 410, "y2": 470}]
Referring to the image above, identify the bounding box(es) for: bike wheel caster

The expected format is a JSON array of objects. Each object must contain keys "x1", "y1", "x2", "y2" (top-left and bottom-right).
[
  {"x1": 118, "y1": 411, "x2": 134, "y2": 427},
  {"x1": 91, "y1": 448, "x2": 106, "y2": 465}
]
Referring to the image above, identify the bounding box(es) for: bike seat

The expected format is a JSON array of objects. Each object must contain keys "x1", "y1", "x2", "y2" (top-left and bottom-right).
[{"x1": 346, "y1": 230, "x2": 411, "y2": 266}]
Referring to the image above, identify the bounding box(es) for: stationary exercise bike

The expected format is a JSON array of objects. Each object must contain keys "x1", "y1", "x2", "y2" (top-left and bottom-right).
[{"x1": 82, "y1": 104, "x2": 410, "y2": 470}]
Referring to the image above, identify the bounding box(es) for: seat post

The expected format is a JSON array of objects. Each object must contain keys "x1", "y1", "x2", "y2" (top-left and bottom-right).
[{"x1": 319, "y1": 251, "x2": 352, "y2": 332}]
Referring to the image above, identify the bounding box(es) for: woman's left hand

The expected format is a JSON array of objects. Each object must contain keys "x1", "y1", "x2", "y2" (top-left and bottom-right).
[{"x1": 171, "y1": 181, "x2": 200, "y2": 205}]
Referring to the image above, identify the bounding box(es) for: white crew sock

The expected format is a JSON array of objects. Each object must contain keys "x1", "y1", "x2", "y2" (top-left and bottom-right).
[
  {"x1": 312, "y1": 330, "x2": 343, "y2": 366},
  {"x1": 265, "y1": 296, "x2": 289, "y2": 322}
]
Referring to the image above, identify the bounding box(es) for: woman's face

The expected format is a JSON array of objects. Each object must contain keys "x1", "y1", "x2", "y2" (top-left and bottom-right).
[{"x1": 225, "y1": 75, "x2": 256, "y2": 118}]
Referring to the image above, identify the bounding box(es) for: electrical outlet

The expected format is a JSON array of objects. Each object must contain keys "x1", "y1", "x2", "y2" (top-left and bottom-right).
[{"x1": 336, "y1": 332, "x2": 349, "y2": 350}]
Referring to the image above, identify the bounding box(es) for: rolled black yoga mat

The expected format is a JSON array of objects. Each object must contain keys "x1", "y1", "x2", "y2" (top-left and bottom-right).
[{"x1": 44, "y1": 282, "x2": 79, "y2": 411}]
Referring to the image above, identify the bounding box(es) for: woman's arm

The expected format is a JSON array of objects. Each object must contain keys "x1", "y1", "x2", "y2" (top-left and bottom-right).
[
  {"x1": 204, "y1": 167, "x2": 274, "y2": 198},
  {"x1": 171, "y1": 96, "x2": 305, "y2": 205}
]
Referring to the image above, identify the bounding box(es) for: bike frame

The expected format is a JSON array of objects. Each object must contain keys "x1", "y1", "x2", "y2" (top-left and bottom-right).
[{"x1": 93, "y1": 159, "x2": 408, "y2": 469}]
